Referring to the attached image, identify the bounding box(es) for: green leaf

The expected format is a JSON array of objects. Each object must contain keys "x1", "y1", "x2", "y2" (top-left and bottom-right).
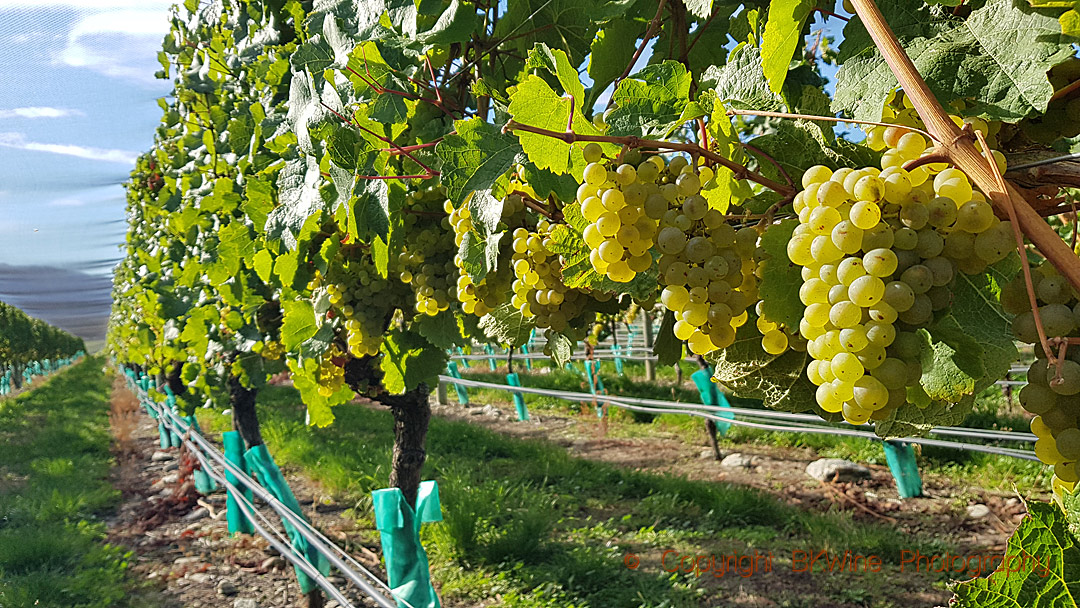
[
  {"x1": 478, "y1": 303, "x2": 535, "y2": 348},
  {"x1": 758, "y1": 219, "x2": 803, "y2": 328},
  {"x1": 1063, "y1": 9, "x2": 1080, "y2": 36},
  {"x1": 519, "y1": 163, "x2": 578, "y2": 202},
  {"x1": 834, "y1": 0, "x2": 1078, "y2": 122},
  {"x1": 493, "y1": 0, "x2": 629, "y2": 67},
  {"x1": 927, "y1": 257, "x2": 1019, "y2": 390},
  {"x1": 760, "y1": 0, "x2": 816, "y2": 94},
  {"x1": 684, "y1": 0, "x2": 712, "y2": 19},
  {"x1": 436, "y1": 117, "x2": 524, "y2": 206},
  {"x1": 251, "y1": 249, "x2": 275, "y2": 284},
  {"x1": 508, "y1": 75, "x2": 606, "y2": 175},
  {"x1": 704, "y1": 43, "x2": 783, "y2": 111},
  {"x1": 607, "y1": 61, "x2": 693, "y2": 138},
  {"x1": 280, "y1": 300, "x2": 318, "y2": 351},
  {"x1": 587, "y1": 18, "x2": 647, "y2": 106},
  {"x1": 289, "y1": 358, "x2": 354, "y2": 427},
  {"x1": 243, "y1": 177, "x2": 275, "y2": 233},
  {"x1": 291, "y1": 14, "x2": 351, "y2": 73},
  {"x1": 874, "y1": 394, "x2": 974, "y2": 439},
  {"x1": 267, "y1": 156, "x2": 326, "y2": 249},
  {"x1": 417, "y1": 0, "x2": 478, "y2": 44},
  {"x1": 653, "y1": 310, "x2": 683, "y2": 367},
  {"x1": 525, "y1": 43, "x2": 586, "y2": 107},
  {"x1": 952, "y1": 501, "x2": 1080, "y2": 607},
  {"x1": 546, "y1": 329, "x2": 574, "y2": 367},
  {"x1": 710, "y1": 321, "x2": 822, "y2": 415},
  {"x1": 701, "y1": 94, "x2": 754, "y2": 212},
  {"x1": 413, "y1": 313, "x2": 466, "y2": 350},
  {"x1": 380, "y1": 330, "x2": 448, "y2": 394},
  {"x1": 217, "y1": 222, "x2": 254, "y2": 276}
]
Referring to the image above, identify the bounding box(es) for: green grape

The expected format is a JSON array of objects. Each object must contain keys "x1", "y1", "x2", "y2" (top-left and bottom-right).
[{"x1": 863, "y1": 248, "x2": 898, "y2": 277}]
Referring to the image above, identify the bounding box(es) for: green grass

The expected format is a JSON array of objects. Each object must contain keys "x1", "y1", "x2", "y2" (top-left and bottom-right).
[
  {"x1": 199, "y1": 384, "x2": 952, "y2": 607},
  {"x1": 0, "y1": 357, "x2": 138, "y2": 608},
  {"x1": 453, "y1": 360, "x2": 1051, "y2": 494}
]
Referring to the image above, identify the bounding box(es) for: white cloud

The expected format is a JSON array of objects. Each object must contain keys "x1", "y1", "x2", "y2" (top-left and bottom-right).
[
  {"x1": 0, "y1": 106, "x2": 83, "y2": 119},
  {"x1": 46, "y1": 196, "x2": 85, "y2": 207},
  {"x1": 0, "y1": 1, "x2": 172, "y2": 7},
  {"x1": 0, "y1": 132, "x2": 136, "y2": 164},
  {"x1": 53, "y1": 8, "x2": 173, "y2": 84}
]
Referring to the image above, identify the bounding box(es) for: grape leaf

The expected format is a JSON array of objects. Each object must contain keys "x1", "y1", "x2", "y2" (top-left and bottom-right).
[
  {"x1": 267, "y1": 155, "x2": 326, "y2": 249},
  {"x1": 217, "y1": 223, "x2": 255, "y2": 276},
  {"x1": 704, "y1": 43, "x2": 783, "y2": 111},
  {"x1": 436, "y1": 117, "x2": 524, "y2": 206},
  {"x1": 760, "y1": 0, "x2": 816, "y2": 94},
  {"x1": 684, "y1": 0, "x2": 712, "y2": 19},
  {"x1": 493, "y1": 0, "x2": 637, "y2": 67},
  {"x1": 478, "y1": 303, "x2": 535, "y2": 348},
  {"x1": 291, "y1": 14, "x2": 351, "y2": 73},
  {"x1": 834, "y1": 0, "x2": 1078, "y2": 122},
  {"x1": 702, "y1": 93, "x2": 754, "y2": 212},
  {"x1": 758, "y1": 219, "x2": 803, "y2": 328},
  {"x1": 920, "y1": 335, "x2": 977, "y2": 402},
  {"x1": 607, "y1": 61, "x2": 694, "y2": 138},
  {"x1": 545, "y1": 329, "x2": 574, "y2": 367},
  {"x1": 653, "y1": 310, "x2": 683, "y2": 367},
  {"x1": 508, "y1": 75, "x2": 603, "y2": 175},
  {"x1": 280, "y1": 300, "x2": 318, "y2": 351},
  {"x1": 709, "y1": 321, "x2": 822, "y2": 415},
  {"x1": 587, "y1": 18, "x2": 647, "y2": 107},
  {"x1": 413, "y1": 313, "x2": 466, "y2": 350},
  {"x1": 251, "y1": 249, "x2": 275, "y2": 284},
  {"x1": 519, "y1": 163, "x2": 578, "y2": 202},
  {"x1": 417, "y1": 0, "x2": 478, "y2": 44},
  {"x1": 951, "y1": 501, "x2": 1080, "y2": 608},
  {"x1": 874, "y1": 394, "x2": 974, "y2": 439},
  {"x1": 379, "y1": 330, "x2": 448, "y2": 394},
  {"x1": 289, "y1": 358, "x2": 354, "y2": 427},
  {"x1": 525, "y1": 43, "x2": 586, "y2": 108},
  {"x1": 926, "y1": 257, "x2": 1019, "y2": 390}
]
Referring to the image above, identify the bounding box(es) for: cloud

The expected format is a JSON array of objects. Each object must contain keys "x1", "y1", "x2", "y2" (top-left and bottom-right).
[
  {"x1": 0, "y1": 106, "x2": 83, "y2": 119},
  {"x1": 46, "y1": 196, "x2": 84, "y2": 207},
  {"x1": 0, "y1": 132, "x2": 136, "y2": 164},
  {"x1": 55, "y1": 8, "x2": 172, "y2": 84}
]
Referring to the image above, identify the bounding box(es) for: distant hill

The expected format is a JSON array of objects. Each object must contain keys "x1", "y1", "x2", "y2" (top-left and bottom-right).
[{"x1": 0, "y1": 263, "x2": 113, "y2": 344}]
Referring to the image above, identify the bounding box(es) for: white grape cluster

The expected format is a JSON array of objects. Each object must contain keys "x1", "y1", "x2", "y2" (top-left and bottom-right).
[
  {"x1": 650, "y1": 160, "x2": 759, "y2": 356},
  {"x1": 577, "y1": 143, "x2": 660, "y2": 282},
  {"x1": 317, "y1": 257, "x2": 398, "y2": 358},
  {"x1": 1000, "y1": 261, "x2": 1080, "y2": 491},
  {"x1": 509, "y1": 224, "x2": 588, "y2": 332},
  {"x1": 789, "y1": 114, "x2": 1012, "y2": 423},
  {"x1": 448, "y1": 197, "x2": 509, "y2": 318},
  {"x1": 398, "y1": 186, "x2": 456, "y2": 316}
]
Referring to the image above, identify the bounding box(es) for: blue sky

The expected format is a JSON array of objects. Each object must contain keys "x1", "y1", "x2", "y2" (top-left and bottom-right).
[{"x1": 0, "y1": 0, "x2": 172, "y2": 271}]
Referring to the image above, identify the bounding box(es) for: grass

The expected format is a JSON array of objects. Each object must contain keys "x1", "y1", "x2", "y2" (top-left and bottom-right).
[
  {"x1": 451, "y1": 359, "x2": 1052, "y2": 495},
  {"x1": 198, "y1": 384, "x2": 954, "y2": 607},
  {"x1": 0, "y1": 357, "x2": 138, "y2": 608}
]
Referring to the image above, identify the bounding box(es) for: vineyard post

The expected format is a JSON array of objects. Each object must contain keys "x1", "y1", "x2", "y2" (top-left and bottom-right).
[
  {"x1": 848, "y1": 0, "x2": 1080, "y2": 293},
  {"x1": 643, "y1": 311, "x2": 656, "y2": 382}
]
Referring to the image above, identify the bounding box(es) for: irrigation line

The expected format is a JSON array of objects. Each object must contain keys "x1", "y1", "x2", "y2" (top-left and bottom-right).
[
  {"x1": 439, "y1": 376, "x2": 1040, "y2": 461},
  {"x1": 134, "y1": 381, "x2": 404, "y2": 608}
]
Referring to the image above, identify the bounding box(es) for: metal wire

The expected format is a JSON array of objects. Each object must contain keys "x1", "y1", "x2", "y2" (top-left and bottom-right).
[
  {"x1": 135, "y1": 380, "x2": 404, "y2": 608},
  {"x1": 439, "y1": 376, "x2": 1041, "y2": 461}
]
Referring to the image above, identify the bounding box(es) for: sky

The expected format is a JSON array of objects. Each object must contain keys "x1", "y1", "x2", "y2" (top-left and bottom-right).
[{"x1": 0, "y1": 0, "x2": 173, "y2": 342}]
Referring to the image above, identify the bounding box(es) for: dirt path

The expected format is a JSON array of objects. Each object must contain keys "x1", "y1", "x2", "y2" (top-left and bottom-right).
[{"x1": 105, "y1": 409, "x2": 388, "y2": 608}]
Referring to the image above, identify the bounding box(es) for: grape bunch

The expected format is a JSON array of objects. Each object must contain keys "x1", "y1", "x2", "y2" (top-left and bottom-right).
[
  {"x1": 1000, "y1": 261, "x2": 1080, "y2": 490},
  {"x1": 790, "y1": 107, "x2": 1012, "y2": 424},
  {"x1": 577, "y1": 149, "x2": 758, "y2": 356},
  {"x1": 314, "y1": 346, "x2": 346, "y2": 397},
  {"x1": 650, "y1": 158, "x2": 758, "y2": 356},
  {"x1": 509, "y1": 224, "x2": 591, "y2": 332},
  {"x1": 1020, "y1": 58, "x2": 1080, "y2": 143},
  {"x1": 448, "y1": 198, "x2": 511, "y2": 318},
  {"x1": 317, "y1": 255, "x2": 399, "y2": 358},
  {"x1": 577, "y1": 143, "x2": 660, "y2": 283},
  {"x1": 396, "y1": 186, "x2": 457, "y2": 317}
]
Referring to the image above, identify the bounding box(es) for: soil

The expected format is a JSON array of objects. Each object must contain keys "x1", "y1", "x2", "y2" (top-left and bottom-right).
[{"x1": 105, "y1": 408, "x2": 389, "y2": 608}]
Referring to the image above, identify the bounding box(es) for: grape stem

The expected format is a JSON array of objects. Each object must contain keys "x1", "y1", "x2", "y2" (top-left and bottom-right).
[
  {"x1": 510, "y1": 190, "x2": 561, "y2": 220},
  {"x1": 501, "y1": 120, "x2": 797, "y2": 196},
  {"x1": 848, "y1": 0, "x2": 1080, "y2": 294},
  {"x1": 974, "y1": 129, "x2": 1057, "y2": 369},
  {"x1": 609, "y1": 0, "x2": 670, "y2": 106},
  {"x1": 725, "y1": 108, "x2": 937, "y2": 142}
]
